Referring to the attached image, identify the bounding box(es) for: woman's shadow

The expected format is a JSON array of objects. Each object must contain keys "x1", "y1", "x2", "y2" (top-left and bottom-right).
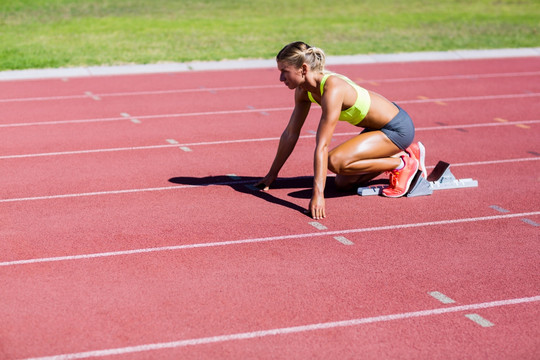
[{"x1": 168, "y1": 175, "x2": 365, "y2": 217}]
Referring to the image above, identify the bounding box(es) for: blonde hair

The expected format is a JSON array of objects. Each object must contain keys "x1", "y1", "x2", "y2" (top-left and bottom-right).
[{"x1": 276, "y1": 41, "x2": 326, "y2": 73}]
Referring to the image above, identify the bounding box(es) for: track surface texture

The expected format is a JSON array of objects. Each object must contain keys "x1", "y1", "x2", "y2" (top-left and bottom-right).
[{"x1": 1, "y1": 56, "x2": 539, "y2": 360}]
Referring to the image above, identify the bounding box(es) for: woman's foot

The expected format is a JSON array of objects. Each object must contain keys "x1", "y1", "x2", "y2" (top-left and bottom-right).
[{"x1": 382, "y1": 155, "x2": 419, "y2": 197}]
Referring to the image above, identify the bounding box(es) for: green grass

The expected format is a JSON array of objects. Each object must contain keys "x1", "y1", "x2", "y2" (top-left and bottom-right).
[{"x1": 1, "y1": 0, "x2": 538, "y2": 70}]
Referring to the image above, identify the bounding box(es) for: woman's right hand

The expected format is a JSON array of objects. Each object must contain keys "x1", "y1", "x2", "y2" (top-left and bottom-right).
[{"x1": 254, "y1": 174, "x2": 276, "y2": 191}]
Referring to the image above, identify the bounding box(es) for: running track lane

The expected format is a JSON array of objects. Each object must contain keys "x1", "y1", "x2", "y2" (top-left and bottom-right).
[
  {"x1": 1, "y1": 56, "x2": 539, "y2": 359},
  {"x1": 2, "y1": 213, "x2": 539, "y2": 358}
]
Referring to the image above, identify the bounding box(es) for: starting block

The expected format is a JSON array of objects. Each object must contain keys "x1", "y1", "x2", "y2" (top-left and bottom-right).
[
  {"x1": 357, "y1": 185, "x2": 386, "y2": 196},
  {"x1": 357, "y1": 161, "x2": 478, "y2": 197}
]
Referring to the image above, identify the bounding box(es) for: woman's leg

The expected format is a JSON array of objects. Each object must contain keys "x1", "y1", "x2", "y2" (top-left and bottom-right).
[{"x1": 328, "y1": 130, "x2": 403, "y2": 190}]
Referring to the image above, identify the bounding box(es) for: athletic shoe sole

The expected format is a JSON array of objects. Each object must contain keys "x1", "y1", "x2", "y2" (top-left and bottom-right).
[
  {"x1": 417, "y1": 141, "x2": 427, "y2": 179},
  {"x1": 406, "y1": 141, "x2": 427, "y2": 179}
]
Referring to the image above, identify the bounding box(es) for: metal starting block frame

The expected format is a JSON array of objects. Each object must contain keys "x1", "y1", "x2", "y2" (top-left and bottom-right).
[{"x1": 357, "y1": 161, "x2": 478, "y2": 197}]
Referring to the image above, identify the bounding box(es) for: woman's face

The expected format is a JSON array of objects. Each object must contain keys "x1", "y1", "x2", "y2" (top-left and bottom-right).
[{"x1": 277, "y1": 61, "x2": 304, "y2": 89}]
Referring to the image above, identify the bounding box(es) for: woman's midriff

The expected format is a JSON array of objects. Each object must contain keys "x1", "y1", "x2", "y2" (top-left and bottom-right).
[{"x1": 358, "y1": 91, "x2": 399, "y2": 129}]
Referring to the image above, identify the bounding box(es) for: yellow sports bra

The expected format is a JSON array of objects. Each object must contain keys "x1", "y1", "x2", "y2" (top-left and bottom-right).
[{"x1": 307, "y1": 72, "x2": 371, "y2": 125}]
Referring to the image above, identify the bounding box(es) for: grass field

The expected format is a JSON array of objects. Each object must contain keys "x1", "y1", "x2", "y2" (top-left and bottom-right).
[{"x1": 0, "y1": 0, "x2": 539, "y2": 71}]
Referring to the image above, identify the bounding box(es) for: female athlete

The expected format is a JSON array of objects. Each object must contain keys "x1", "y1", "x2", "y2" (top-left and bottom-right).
[{"x1": 256, "y1": 41, "x2": 426, "y2": 219}]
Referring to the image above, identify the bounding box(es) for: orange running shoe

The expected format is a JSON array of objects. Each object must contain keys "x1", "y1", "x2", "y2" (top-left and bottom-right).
[
  {"x1": 406, "y1": 141, "x2": 427, "y2": 178},
  {"x1": 382, "y1": 155, "x2": 419, "y2": 198}
]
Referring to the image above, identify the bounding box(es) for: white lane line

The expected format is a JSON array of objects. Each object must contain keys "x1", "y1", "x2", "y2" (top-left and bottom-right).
[
  {"x1": 0, "y1": 85, "x2": 283, "y2": 103},
  {"x1": 464, "y1": 314, "x2": 495, "y2": 327},
  {"x1": 334, "y1": 236, "x2": 354, "y2": 245},
  {"x1": 120, "y1": 112, "x2": 141, "y2": 124},
  {"x1": 226, "y1": 175, "x2": 259, "y2": 194},
  {"x1": 200, "y1": 86, "x2": 217, "y2": 94},
  {"x1": 2, "y1": 120, "x2": 539, "y2": 159},
  {"x1": 1, "y1": 211, "x2": 538, "y2": 267},
  {"x1": 0, "y1": 183, "x2": 205, "y2": 203},
  {"x1": 0, "y1": 136, "x2": 282, "y2": 159},
  {"x1": 415, "y1": 119, "x2": 540, "y2": 131},
  {"x1": 446, "y1": 156, "x2": 540, "y2": 167},
  {"x1": 400, "y1": 92, "x2": 540, "y2": 104},
  {"x1": 228, "y1": 173, "x2": 259, "y2": 192},
  {"x1": 428, "y1": 293, "x2": 495, "y2": 326},
  {"x1": 84, "y1": 91, "x2": 101, "y2": 101},
  {"x1": 20, "y1": 295, "x2": 540, "y2": 360},
  {"x1": 1, "y1": 93, "x2": 539, "y2": 128},
  {"x1": 365, "y1": 71, "x2": 540, "y2": 84},
  {"x1": 1, "y1": 157, "x2": 539, "y2": 202},
  {"x1": 429, "y1": 291, "x2": 456, "y2": 304},
  {"x1": 2, "y1": 71, "x2": 539, "y2": 103},
  {"x1": 0, "y1": 107, "x2": 294, "y2": 128}
]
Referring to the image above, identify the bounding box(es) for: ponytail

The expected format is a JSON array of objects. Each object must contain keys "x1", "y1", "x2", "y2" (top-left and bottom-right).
[
  {"x1": 276, "y1": 41, "x2": 326, "y2": 73},
  {"x1": 304, "y1": 47, "x2": 326, "y2": 73}
]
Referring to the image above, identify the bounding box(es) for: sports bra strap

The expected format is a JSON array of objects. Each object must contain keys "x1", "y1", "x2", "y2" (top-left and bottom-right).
[{"x1": 319, "y1": 73, "x2": 332, "y2": 95}]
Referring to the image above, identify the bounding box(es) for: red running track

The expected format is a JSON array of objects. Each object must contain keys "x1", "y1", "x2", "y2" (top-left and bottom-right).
[{"x1": 1, "y1": 57, "x2": 539, "y2": 359}]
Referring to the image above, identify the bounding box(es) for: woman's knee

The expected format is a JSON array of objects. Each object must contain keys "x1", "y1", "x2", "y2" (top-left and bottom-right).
[{"x1": 327, "y1": 150, "x2": 346, "y2": 174}]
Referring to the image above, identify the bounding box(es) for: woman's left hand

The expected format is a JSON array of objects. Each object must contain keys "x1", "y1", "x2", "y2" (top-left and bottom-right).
[{"x1": 309, "y1": 193, "x2": 326, "y2": 220}]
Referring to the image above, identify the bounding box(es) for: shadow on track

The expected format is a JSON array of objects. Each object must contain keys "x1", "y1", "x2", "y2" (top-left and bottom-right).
[{"x1": 167, "y1": 175, "x2": 362, "y2": 217}]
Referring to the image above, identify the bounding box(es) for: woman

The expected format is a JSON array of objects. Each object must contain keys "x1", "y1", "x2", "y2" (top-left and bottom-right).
[{"x1": 256, "y1": 41, "x2": 426, "y2": 220}]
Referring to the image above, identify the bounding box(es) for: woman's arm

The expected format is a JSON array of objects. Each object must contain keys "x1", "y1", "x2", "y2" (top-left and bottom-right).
[
  {"x1": 310, "y1": 78, "x2": 342, "y2": 219},
  {"x1": 256, "y1": 89, "x2": 311, "y2": 190}
]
